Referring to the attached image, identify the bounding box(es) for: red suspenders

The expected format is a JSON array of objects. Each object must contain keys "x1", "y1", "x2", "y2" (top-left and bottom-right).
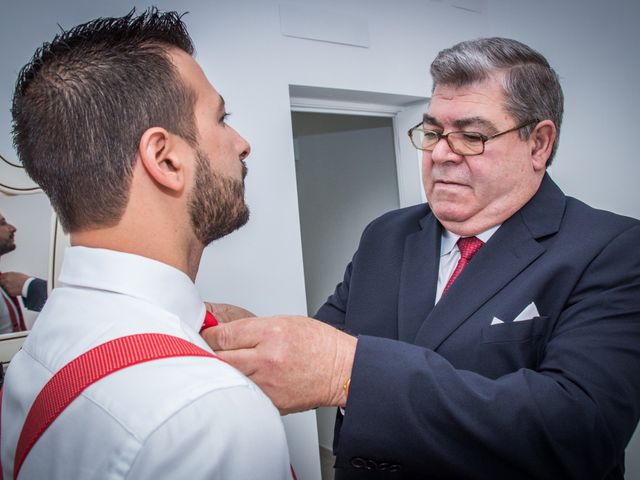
[
  {"x1": 0, "y1": 291, "x2": 26, "y2": 333},
  {"x1": 1, "y1": 329, "x2": 297, "y2": 480},
  {"x1": 3, "y1": 333, "x2": 219, "y2": 480}
]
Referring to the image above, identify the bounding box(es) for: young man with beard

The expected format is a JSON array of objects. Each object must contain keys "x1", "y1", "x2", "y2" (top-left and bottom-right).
[
  {"x1": 0, "y1": 213, "x2": 48, "y2": 317},
  {"x1": 1, "y1": 9, "x2": 290, "y2": 479},
  {"x1": 0, "y1": 213, "x2": 27, "y2": 334}
]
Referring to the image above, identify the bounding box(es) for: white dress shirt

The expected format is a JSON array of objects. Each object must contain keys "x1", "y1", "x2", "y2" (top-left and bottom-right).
[
  {"x1": 1, "y1": 246, "x2": 290, "y2": 479},
  {"x1": 20, "y1": 277, "x2": 35, "y2": 298},
  {"x1": 435, "y1": 225, "x2": 500, "y2": 303}
]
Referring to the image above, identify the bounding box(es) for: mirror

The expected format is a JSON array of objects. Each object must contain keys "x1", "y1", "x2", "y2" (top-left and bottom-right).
[{"x1": 0, "y1": 161, "x2": 50, "y2": 353}]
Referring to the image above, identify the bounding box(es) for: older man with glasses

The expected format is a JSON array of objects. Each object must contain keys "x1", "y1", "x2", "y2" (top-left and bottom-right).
[{"x1": 205, "y1": 37, "x2": 640, "y2": 479}]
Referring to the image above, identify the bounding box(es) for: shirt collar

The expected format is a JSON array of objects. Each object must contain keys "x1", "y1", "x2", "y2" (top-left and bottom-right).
[
  {"x1": 440, "y1": 224, "x2": 501, "y2": 257},
  {"x1": 58, "y1": 246, "x2": 205, "y2": 333}
]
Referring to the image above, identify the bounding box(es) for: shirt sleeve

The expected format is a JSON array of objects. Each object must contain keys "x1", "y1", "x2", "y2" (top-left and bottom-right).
[
  {"x1": 126, "y1": 384, "x2": 291, "y2": 480},
  {"x1": 21, "y1": 277, "x2": 35, "y2": 298}
]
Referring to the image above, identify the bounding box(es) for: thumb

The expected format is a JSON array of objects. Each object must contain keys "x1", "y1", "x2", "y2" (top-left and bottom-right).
[{"x1": 201, "y1": 317, "x2": 261, "y2": 351}]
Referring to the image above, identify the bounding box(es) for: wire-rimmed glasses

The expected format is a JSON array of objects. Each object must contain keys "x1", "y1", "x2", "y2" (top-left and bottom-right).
[{"x1": 408, "y1": 119, "x2": 539, "y2": 156}]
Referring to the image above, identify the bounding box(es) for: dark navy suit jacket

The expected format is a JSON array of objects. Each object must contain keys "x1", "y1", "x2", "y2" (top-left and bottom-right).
[
  {"x1": 23, "y1": 277, "x2": 47, "y2": 312},
  {"x1": 316, "y1": 175, "x2": 640, "y2": 479}
]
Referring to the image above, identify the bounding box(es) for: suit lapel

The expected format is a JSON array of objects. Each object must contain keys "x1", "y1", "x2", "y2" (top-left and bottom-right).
[
  {"x1": 397, "y1": 212, "x2": 441, "y2": 343},
  {"x1": 413, "y1": 174, "x2": 566, "y2": 351}
]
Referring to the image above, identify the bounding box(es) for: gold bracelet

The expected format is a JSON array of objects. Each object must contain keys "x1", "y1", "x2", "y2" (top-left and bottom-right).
[{"x1": 343, "y1": 377, "x2": 351, "y2": 399}]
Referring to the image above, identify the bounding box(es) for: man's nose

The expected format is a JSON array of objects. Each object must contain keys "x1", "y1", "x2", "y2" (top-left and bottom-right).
[
  {"x1": 430, "y1": 136, "x2": 462, "y2": 163},
  {"x1": 231, "y1": 127, "x2": 251, "y2": 161}
]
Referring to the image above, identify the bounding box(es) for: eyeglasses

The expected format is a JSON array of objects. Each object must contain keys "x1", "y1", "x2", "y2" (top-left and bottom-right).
[{"x1": 408, "y1": 119, "x2": 538, "y2": 156}]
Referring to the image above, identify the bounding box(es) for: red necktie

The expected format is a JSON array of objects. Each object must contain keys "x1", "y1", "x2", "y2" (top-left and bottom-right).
[
  {"x1": 1, "y1": 287, "x2": 26, "y2": 332},
  {"x1": 442, "y1": 236, "x2": 484, "y2": 295},
  {"x1": 200, "y1": 310, "x2": 219, "y2": 332}
]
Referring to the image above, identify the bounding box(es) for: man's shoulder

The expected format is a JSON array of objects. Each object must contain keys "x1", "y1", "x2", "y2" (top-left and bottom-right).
[
  {"x1": 80, "y1": 346, "x2": 274, "y2": 438},
  {"x1": 18, "y1": 295, "x2": 273, "y2": 436},
  {"x1": 523, "y1": 176, "x2": 639, "y2": 241},
  {"x1": 563, "y1": 195, "x2": 640, "y2": 236}
]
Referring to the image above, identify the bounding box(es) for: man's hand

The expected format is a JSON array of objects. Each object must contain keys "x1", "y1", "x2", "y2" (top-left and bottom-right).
[
  {"x1": 202, "y1": 315, "x2": 357, "y2": 414},
  {"x1": 204, "y1": 302, "x2": 256, "y2": 323},
  {"x1": 0, "y1": 271, "x2": 29, "y2": 297}
]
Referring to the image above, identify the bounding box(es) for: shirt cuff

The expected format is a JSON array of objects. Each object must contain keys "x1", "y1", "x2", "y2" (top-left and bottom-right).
[{"x1": 22, "y1": 277, "x2": 35, "y2": 298}]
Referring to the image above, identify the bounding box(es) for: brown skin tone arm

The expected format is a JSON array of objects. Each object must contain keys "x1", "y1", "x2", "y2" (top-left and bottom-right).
[{"x1": 0, "y1": 271, "x2": 30, "y2": 297}]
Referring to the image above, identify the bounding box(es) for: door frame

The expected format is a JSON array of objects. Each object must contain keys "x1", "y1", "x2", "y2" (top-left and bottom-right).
[{"x1": 289, "y1": 85, "x2": 428, "y2": 208}]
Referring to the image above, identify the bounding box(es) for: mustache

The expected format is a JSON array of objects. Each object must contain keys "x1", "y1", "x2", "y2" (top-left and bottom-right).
[{"x1": 241, "y1": 161, "x2": 248, "y2": 180}]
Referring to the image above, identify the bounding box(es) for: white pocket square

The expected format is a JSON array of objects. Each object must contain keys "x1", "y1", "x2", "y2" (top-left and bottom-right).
[
  {"x1": 513, "y1": 302, "x2": 540, "y2": 322},
  {"x1": 490, "y1": 302, "x2": 540, "y2": 325}
]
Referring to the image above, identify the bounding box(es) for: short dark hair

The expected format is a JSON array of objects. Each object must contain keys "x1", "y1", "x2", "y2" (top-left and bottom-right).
[
  {"x1": 430, "y1": 37, "x2": 564, "y2": 165},
  {"x1": 11, "y1": 8, "x2": 198, "y2": 231}
]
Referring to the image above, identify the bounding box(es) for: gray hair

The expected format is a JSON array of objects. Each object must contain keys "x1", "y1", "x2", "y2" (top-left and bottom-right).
[{"x1": 430, "y1": 37, "x2": 563, "y2": 165}]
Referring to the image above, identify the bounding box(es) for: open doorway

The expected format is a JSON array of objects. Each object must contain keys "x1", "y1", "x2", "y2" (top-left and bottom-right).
[{"x1": 292, "y1": 112, "x2": 399, "y2": 316}]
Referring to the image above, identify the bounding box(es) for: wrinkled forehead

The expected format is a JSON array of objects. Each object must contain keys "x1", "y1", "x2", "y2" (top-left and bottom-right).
[{"x1": 426, "y1": 78, "x2": 511, "y2": 128}]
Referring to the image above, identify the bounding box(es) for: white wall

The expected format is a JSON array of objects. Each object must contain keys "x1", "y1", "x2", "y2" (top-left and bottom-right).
[{"x1": 1, "y1": 0, "x2": 639, "y2": 477}]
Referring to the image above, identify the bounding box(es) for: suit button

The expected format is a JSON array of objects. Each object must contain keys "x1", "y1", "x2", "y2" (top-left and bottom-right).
[
  {"x1": 364, "y1": 460, "x2": 377, "y2": 470},
  {"x1": 350, "y1": 457, "x2": 401, "y2": 472}
]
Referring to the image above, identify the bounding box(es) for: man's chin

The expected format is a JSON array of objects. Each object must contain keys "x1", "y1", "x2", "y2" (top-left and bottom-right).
[
  {"x1": 199, "y1": 204, "x2": 250, "y2": 247},
  {"x1": 431, "y1": 203, "x2": 474, "y2": 225},
  {"x1": 0, "y1": 243, "x2": 16, "y2": 255}
]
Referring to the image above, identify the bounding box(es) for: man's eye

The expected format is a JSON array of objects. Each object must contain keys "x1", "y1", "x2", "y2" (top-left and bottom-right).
[
  {"x1": 424, "y1": 131, "x2": 440, "y2": 141},
  {"x1": 462, "y1": 133, "x2": 483, "y2": 142},
  {"x1": 220, "y1": 112, "x2": 231, "y2": 123}
]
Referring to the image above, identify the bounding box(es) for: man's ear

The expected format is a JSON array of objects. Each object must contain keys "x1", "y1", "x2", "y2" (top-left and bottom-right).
[
  {"x1": 137, "y1": 127, "x2": 186, "y2": 192},
  {"x1": 529, "y1": 120, "x2": 557, "y2": 171}
]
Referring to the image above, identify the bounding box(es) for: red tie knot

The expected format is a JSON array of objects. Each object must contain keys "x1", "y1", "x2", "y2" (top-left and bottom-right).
[
  {"x1": 457, "y1": 236, "x2": 484, "y2": 261},
  {"x1": 200, "y1": 310, "x2": 219, "y2": 333}
]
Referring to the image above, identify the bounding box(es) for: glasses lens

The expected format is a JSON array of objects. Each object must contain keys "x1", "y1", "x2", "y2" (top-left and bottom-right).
[
  {"x1": 423, "y1": 131, "x2": 439, "y2": 150},
  {"x1": 449, "y1": 132, "x2": 484, "y2": 155},
  {"x1": 410, "y1": 128, "x2": 423, "y2": 150},
  {"x1": 410, "y1": 128, "x2": 440, "y2": 151}
]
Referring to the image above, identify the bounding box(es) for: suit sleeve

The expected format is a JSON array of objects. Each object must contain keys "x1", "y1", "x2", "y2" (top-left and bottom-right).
[
  {"x1": 315, "y1": 220, "x2": 376, "y2": 331},
  {"x1": 23, "y1": 278, "x2": 47, "y2": 312},
  {"x1": 327, "y1": 224, "x2": 640, "y2": 479},
  {"x1": 315, "y1": 261, "x2": 352, "y2": 330}
]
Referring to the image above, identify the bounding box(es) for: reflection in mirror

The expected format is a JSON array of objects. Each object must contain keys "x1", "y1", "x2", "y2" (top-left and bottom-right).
[{"x1": 0, "y1": 192, "x2": 52, "y2": 345}]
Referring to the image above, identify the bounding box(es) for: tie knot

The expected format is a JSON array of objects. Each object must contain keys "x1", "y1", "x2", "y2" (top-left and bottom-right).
[{"x1": 457, "y1": 236, "x2": 484, "y2": 260}]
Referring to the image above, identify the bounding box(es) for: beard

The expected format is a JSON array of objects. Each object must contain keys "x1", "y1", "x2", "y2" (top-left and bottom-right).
[
  {"x1": 188, "y1": 149, "x2": 250, "y2": 246},
  {"x1": 0, "y1": 238, "x2": 16, "y2": 256}
]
